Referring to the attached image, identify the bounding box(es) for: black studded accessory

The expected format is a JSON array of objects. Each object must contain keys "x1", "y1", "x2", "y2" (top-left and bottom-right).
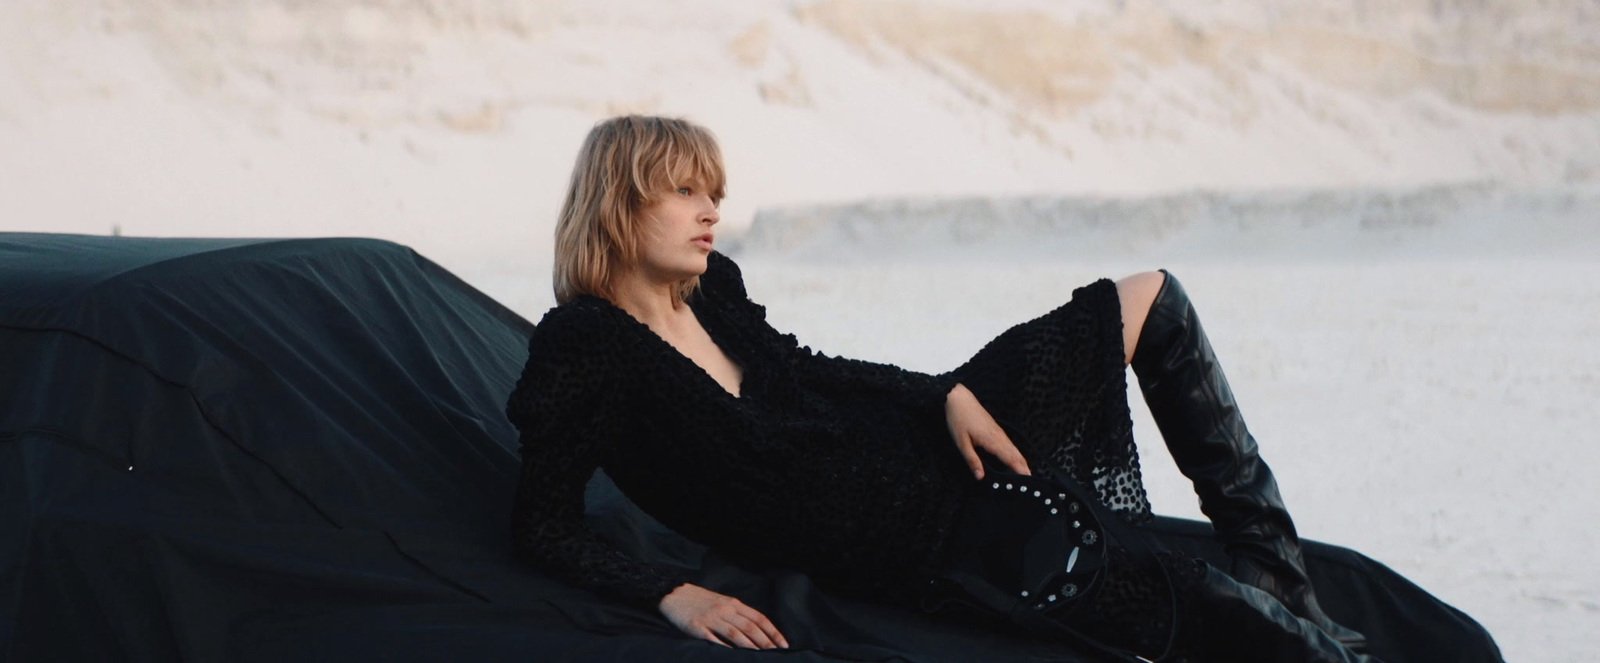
[
  {"x1": 917, "y1": 423, "x2": 1180, "y2": 663},
  {"x1": 931, "y1": 470, "x2": 1107, "y2": 616}
]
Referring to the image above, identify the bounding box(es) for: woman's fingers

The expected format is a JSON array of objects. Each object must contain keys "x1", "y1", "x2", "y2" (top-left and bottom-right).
[
  {"x1": 703, "y1": 608, "x2": 788, "y2": 650},
  {"x1": 719, "y1": 626, "x2": 759, "y2": 650},
  {"x1": 956, "y1": 433, "x2": 984, "y2": 479},
  {"x1": 745, "y1": 608, "x2": 790, "y2": 648},
  {"x1": 697, "y1": 626, "x2": 731, "y2": 647},
  {"x1": 1002, "y1": 443, "x2": 1032, "y2": 476},
  {"x1": 726, "y1": 612, "x2": 778, "y2": 649},
  {"x1": 716, "y1": 614, "x2": 777, "y2": 650},
  {"x1": 975, "y1": 428, "x2": 1031, "y2": 476}
]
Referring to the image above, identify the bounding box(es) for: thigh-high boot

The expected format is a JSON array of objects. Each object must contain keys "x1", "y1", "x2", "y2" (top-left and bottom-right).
[{"x1": 1128, "y1": 269, "x2": 1369, "y2": 651}]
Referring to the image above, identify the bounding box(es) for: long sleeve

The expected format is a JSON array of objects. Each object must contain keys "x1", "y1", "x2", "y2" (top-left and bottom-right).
[
  {"x1": 700, "y1": 252, "x2": 961, "y2": 420},
  {"x1": 505, "y1": 306, "x2": 692, "y2": 612}
]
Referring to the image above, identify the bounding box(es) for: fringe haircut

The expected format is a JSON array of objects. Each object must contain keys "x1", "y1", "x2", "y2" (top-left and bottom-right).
[{"x1": 552, "y1": 115, "x2": 727, "y2": 306}]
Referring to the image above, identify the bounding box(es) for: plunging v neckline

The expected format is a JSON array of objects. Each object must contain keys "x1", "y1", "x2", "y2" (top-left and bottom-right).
[{"x1": 583, "y1": 294, "x2": 748, "y2": 402}]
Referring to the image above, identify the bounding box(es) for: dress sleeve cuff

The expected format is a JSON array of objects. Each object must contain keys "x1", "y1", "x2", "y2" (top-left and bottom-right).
[
  {"x1": 626, "y1": 568, "x2": 696, "y2": 613},
  {"x1": 923, "y1": 372, "x2": 963, "y2": 419}
]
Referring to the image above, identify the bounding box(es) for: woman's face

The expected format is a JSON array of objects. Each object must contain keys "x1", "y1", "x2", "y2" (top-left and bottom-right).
[{"x1": 634, "y1": 177, "x2": 721, "y2": 281}]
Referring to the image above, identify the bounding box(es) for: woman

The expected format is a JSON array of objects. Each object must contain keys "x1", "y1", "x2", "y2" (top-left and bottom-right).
[{"x1": 506, "y1": 116, "x2": 1483, "y2": 662}]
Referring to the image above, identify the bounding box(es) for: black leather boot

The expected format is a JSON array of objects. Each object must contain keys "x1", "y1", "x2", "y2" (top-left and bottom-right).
[
  {"x1": 1172, "y1": 562, "x2": 1383, "y2": 663},
  {"x1": 1129, "y1": 269, "x2": 1370, "y2": 652}
]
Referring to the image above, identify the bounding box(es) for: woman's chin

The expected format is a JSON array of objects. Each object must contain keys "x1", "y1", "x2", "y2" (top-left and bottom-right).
[
  {"x1": 641, "y1": 253, "x2": 708, "y2": 281},
  {"x1": 686, "y1": 254, "x2": 710, "y2": 274}
]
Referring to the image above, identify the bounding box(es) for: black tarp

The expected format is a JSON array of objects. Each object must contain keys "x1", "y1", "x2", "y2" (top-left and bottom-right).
[{"x1": 0, "y1": 233, "x2": 1502, "y2": 662}]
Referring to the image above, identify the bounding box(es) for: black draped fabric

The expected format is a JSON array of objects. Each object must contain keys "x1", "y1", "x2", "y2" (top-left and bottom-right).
[{"x1": 0, "y1": 233, "x2": 1500, "y2": 662}]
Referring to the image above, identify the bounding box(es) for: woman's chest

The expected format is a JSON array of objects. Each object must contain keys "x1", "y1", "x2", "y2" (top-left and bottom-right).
[{"x1": 653, "y1": 319, "x2": 745, "y2": 400}]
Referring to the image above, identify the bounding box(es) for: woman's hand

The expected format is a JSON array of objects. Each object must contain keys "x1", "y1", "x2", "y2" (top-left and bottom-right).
[
  {"x1": 659, "y1": 583, "x2": 790, "y2": 650},
  {"x1": 945, "y1": 383, "x2": 1032, "y2": 480}
]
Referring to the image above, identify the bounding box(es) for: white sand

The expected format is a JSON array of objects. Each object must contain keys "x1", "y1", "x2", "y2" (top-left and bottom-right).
[{"x1": 3, "y1": 0, "x2": 1597, "y2": 660}]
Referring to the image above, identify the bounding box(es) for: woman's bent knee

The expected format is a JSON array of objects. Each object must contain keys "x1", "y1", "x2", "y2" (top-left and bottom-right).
[{"x1": 1116, "y1": 270, "x2": 1167, "y2": 366}]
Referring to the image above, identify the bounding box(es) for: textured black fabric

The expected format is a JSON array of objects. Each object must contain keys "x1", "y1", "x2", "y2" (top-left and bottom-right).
[
  {"x1": 506, "y1": 250, "x2": 1151, "y2": 614},
  {"x1": 507, "y1": 250, "x2": 969, "y2": 612},
  {"x1": 0, "y1": 233, "x2": 1502, "y2": 663},
  {"x1": 945, "y1": 273, "x2": 1154, "y2": 525}
]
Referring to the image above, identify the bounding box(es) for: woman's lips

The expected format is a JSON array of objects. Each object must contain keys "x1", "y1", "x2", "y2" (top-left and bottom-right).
[{"x1": 693, "y1": 237, "x2": 713, "y2": 249}]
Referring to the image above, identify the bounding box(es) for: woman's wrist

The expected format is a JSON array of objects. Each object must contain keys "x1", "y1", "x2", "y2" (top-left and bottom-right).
[
  {"x1": 659, "y1": 582, "x2": 693, "y2": 611},
  {"x1": 946, "y1": 382, "x2": 970, "y2": 404}
]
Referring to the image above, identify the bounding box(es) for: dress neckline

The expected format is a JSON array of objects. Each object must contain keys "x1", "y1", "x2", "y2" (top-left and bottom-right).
[{"x1": 577, "y1": 293, "x2": 748, "y2": 402}]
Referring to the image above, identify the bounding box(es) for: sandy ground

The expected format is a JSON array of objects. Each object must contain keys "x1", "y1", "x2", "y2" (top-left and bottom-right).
[{"x1": 471, "y1": 255, "x2": 1600, "y2": 663}]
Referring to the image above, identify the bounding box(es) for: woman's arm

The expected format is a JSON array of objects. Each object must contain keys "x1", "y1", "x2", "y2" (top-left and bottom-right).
[
  {"x1": 788, "y1": 344, "x2": 963, "y2": 419},
  {"x1": 700, "y1": 252, "x2": 1031, "y2": 478},
  {"x1": 700, "y1": 252, "x2": 961, "y2": 419},
  {"x1": 506, "y1": 307, "x2": 692, "y2": 612}
]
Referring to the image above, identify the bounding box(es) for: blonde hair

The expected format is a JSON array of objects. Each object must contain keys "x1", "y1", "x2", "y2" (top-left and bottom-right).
[{"x1": 552, "y1": 115, "x2": 728, "y2": 306}]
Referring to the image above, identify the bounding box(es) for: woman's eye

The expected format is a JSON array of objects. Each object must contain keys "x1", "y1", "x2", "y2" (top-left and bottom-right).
[{"x1": 677, "y1": 187, "x2": 692, "y2": 196}]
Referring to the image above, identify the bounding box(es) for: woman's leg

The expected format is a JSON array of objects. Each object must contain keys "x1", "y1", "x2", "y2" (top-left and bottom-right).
[
  {"x1": 1114, "y1": 270, "x2": 1166, "y2": 367},
  {"x1": 1122, "y1": 269, "x2": 1369, "y2": 651}
]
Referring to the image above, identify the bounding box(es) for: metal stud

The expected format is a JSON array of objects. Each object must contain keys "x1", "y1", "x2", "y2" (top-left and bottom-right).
[
  {"x1": 1032, "y1": 490, "x2": 1041, "y2": 497},
  {"x1": 1006, "y1": 483, "x2": 1013, "y2": 490},
  {"x1": 1047, "y1": 594, "x2": 1057, "y2": 602},
  {"x1": 992, "y1": 482, "x2": 999, "y2": 489},
  {"x1": 1050, "y1": 508, "x2": 1058, "y2": 514},
  {"x1": 1044, "y1": 498, "x2": 1051, "y2": 505},
  {"x1": 1020, "y1": 590, "x2": 1029, "y2": 597}
]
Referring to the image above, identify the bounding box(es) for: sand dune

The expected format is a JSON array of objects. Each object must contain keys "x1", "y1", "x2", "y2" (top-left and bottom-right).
[
  {"x1": 3, "y1": 0, "x2": 1599, "y2": 273},
  {"x1": 800, "y1": 0, "x2": 1600, "y2": 116}
]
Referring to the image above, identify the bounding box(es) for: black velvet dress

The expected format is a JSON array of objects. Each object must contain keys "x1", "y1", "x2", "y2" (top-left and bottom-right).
[{"x1": 506, "y1": 250, "x2": 1504, "y2": 662}]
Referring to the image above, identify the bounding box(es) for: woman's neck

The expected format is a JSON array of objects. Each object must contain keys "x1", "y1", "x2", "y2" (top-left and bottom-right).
[{"x1": 609, "y1": 268, "x2": 688, "y2": 331}]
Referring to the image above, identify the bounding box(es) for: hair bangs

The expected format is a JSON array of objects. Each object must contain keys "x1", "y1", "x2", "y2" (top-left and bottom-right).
[{"x1": 636, "y1": 123, "x2": 727, "y2": 204}]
